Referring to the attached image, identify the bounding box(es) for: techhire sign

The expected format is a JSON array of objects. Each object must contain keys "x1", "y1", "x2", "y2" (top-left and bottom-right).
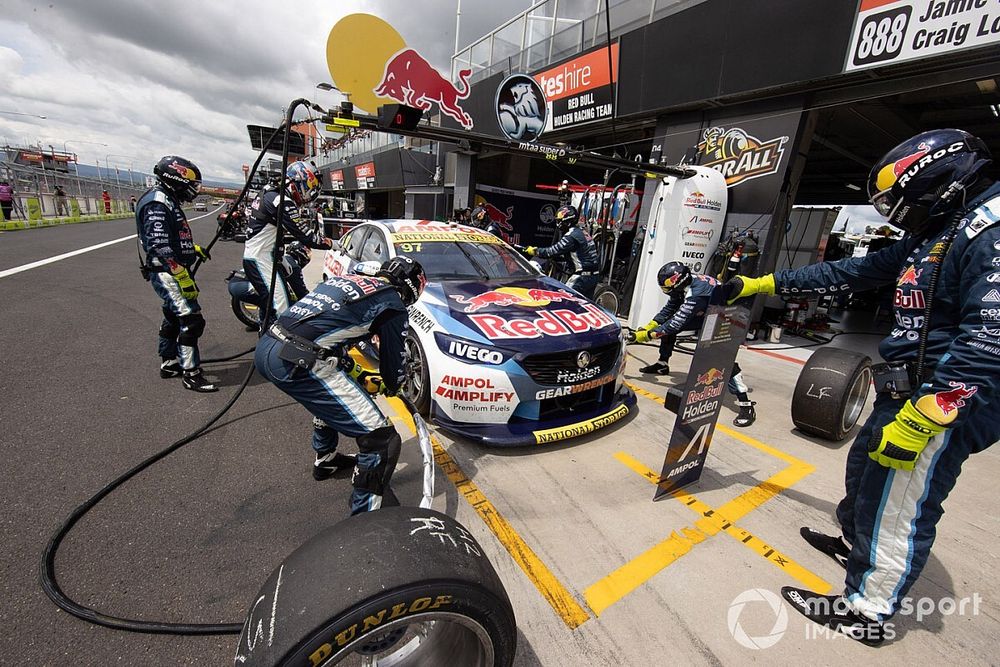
[{"x1": 845, "y1": 0, "x2": 1000, "y2": 71}]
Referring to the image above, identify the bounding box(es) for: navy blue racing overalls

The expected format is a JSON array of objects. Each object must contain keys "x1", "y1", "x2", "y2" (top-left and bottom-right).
[
  {"x1": 255, "y1": 274, "x2": 409, "y2": 515},
  {"x1": 650, "y1": 274, "x2": 749, "y2": 396},
  {"x1": 135, "y1": 187, "x2": 204, "y2": 371},
  {"x1": 773, "y1": 183, "x2": 1000, "y2": 621},
  {"x1": 535, "y1": 225, "x2": 601, "y2": 298}
]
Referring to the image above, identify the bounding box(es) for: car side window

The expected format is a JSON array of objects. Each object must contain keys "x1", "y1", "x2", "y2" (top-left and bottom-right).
[
  {"x1": 343, "y1": 229, "x2": 369, "y2": 260},
  {"x1": 360, "y1": 229, "x2": 389, "y2": 263}
]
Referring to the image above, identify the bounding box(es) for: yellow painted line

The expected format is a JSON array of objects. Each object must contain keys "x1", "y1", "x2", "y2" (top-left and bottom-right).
[
  {"x1": 615, "y1": 452, "x2": 831, "y2": 594},
  {"x1": 383, "y1": 396, "x2": 591, "y2": 629}
]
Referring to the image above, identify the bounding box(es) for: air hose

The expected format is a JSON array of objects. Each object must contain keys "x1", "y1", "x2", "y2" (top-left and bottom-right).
[{"x1": 40, "y1": 100, "x2": 310, "y2": 635}]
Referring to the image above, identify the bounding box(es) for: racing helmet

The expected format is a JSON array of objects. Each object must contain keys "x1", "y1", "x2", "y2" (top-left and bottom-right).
[
  {"x1": 555, "y1": 205, "x2": 579, "y2": 230},
  {"x1": 470, "y1": 205, "x2": 489, "y2": 228},
  {"x1": 284, "y1": 241, "x2": 311, "y2": 270},
  {"x1": 154, "y1": 155, "x2": 202, "y2": 203},
  {"x1": 378, "y1": 255, "x2": 426, "y2": 306},
  {"x1": 868, "y1": 129, "x2": 991, "y2": 235},
  {"x1": 285, "y1": 161, "x2": 321, "y2": 205},
  {"x1": 657, "y1": 261, "x2": 692, "y2": 294}
]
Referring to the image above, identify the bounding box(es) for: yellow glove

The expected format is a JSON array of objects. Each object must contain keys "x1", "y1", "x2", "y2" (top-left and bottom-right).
[
  {"x1": 194, "y1": 244, "x2": 211, "y2": 261},
  {"x1": 726, "y1": 274, "x2": 775, "y2": 304},
  {"x1": 634, "y1": 329, "x2": 656, "y2": 344},
  {"x1": 524, "y1": 246, "x2": 537, "y2": 257},
  {"x1": 170, "y1": 265, "x2": 199, "y2": 301},
  {"x1": 346, "y1": 360, "x2": 383, "y2": 395},
  {"x1": 640, "y1": 320, "x2": 658, "y2": 332},
  {"x1": 868, "y1": 401, "x2": 946, "y2": 471}
]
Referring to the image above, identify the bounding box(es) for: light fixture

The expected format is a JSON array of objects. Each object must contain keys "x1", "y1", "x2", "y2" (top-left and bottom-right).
[
  {"x1": 977, "y1": 79, "x2": 998, "y2": 94},
  {"x1": 316, "y1": 82, "x2": 340, "y2": 92},
  {"x1": 845, "y1": 183, "x2": 861, "y2": 191}
]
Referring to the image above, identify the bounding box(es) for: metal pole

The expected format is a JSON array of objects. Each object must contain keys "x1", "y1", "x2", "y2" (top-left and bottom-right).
[{"x1": 454, "y1": 0, "x2": 462, "y2": 57}]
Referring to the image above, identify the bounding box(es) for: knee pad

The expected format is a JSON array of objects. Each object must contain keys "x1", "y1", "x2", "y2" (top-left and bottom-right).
[
  {"x1": 353, "y1": 426, "x2": 402, "y2": 494},
  {"x1": 178, "y1": 313, "x2": 206, "y2": 346},
  {"x1": 159, "y1": 319, "x2": 180, "y2": 340}
]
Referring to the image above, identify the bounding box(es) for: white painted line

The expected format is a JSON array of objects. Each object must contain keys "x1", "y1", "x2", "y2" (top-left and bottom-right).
[{"x1": 0, "y1": 207, "x2": 221, "y2": 279}]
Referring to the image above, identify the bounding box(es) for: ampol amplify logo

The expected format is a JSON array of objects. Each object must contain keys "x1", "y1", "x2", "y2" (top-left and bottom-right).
[
  {"x1": 374, "y1": 48, "x2": 473, "y2": 129},
  {"x1": 451, "y1": 287, "x2": 583, "y2": 313},
  {"x1": 727, "y1": 588, "x2": 789, "y2": 649},
  {"x1": 696, "y1": 127, "x2": 788, "y2": 187}
]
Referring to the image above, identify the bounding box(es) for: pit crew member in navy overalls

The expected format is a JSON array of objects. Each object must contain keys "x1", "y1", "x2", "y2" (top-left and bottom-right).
[
  {"x1": 524, "y1": 205, "x2": 601, "y2": 298},
  {"x1": 135, "y1": 155, "x2": 216, "y2": 393},
  {"x1": 731, "y1": 129, "x2": 1000, "y2": 644},
  {"x1": 256, "y1": 256, "x2": 426, "y2": 515},
  {"x1": 632, "y1": 261, "x2": 756, "y2": 427},
  {"x1": 244, "y1": 161, "x2": 331, "y2": 327}
]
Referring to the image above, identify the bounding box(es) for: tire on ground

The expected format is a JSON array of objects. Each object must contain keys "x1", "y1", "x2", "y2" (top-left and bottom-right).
[
  {"x1": 592, "y1": 284, "x2": 619, "y2": 316},
  {"x1": 234, "y1": 507, "x2": 516, "y2": 667},
  {"x1": 791, "y1": 347, "x2": 872, "y2": 441},
  {"x1": 231, "y1": 295, "x2": 260, "y2": 329}
]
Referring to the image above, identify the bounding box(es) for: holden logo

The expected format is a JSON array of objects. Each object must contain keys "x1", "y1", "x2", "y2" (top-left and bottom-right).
[{"x1": 576, "y1": 350, "x2": 592, "y2": 369}]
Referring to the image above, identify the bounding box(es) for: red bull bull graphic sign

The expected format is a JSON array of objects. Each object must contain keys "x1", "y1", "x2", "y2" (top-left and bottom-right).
[
  {"x1": 374, "y1": 48, "x2": 474, "y2": 129},
  {"x1": 451, "y1": 287, "x2": 583, "y2": 313},
  {"x1": 656, "y1": 302, "x2": 751, "y2": 498}
]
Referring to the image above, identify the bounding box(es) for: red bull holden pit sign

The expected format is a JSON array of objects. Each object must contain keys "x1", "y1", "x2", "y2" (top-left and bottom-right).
[
  {"x1": 532, "y1": 43, "x2": 619, "y2": 134},
  {"x1": 846, "y1": 0, "x2": 1000, "y2": 71}
]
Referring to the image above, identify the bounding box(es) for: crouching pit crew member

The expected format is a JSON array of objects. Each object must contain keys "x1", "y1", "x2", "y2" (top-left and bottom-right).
[
  {"x1": 255, "y1": 256, "x2": 427, "y2": 515},
  {"x1": 730, "y1": 129, "x2": 1000, "y2": 645},
  {"x1": 523, "y1": 205, "x2": 601, "y2": 298},
  {"x1": 633, "y1": 261, "x2": 756, "y2": 427},
  {"x1": 135, "y1": 155, "x2": 217, "y2": 392},
  {"x1": 244, "y1": 160, "x2": 332, "y2": 327}
]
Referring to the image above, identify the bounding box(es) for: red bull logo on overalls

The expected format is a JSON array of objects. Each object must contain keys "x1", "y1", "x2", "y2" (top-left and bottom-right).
[
  {"x1": 374, "y1": 48, "x2": 474, "y2": 129},
  {"x1": 897, "y1": 265, "x2": 922, "y2": 286}
]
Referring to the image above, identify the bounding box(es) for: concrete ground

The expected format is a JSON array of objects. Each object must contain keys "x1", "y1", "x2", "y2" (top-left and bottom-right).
[{"x1": 1, "y1": 215, "x2": 997, "y2": 665}]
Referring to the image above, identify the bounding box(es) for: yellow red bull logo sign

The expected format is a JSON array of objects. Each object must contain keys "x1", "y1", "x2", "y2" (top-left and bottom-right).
[{"x1": 696, "y1": 127, "x2": 788, "y2": 187}]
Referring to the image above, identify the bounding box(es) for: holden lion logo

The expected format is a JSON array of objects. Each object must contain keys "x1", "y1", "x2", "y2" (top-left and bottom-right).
[
  {"x1": 696, "y1": 127, "x2": 788, "y2": 187},
  {"x1": 727, "y1": 588, "x2": 789, "y2": 649},
  {"x1": 374, "y1": 48, "x2": 473, "y2": 129},
  {"x1": 496, "y1": 74, "x2": 546, "y2": 142}
]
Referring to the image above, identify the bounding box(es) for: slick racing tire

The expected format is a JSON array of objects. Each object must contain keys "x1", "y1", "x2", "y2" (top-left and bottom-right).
[
  {"x1": 791, "y1": 347, "x2": 872, "y2": 441},
  {"x1": 231, "y1": 295, "x2": 261, "y2": 329},
  {"x1": 400, "y1": 331, "x2": 431, "y2": 416},
  {"x1": 233, "y1": 507, "x2": 517, "y2": 667},
  {"x1": 592, "y1": 283, "x2": 619, "y2": 316}
]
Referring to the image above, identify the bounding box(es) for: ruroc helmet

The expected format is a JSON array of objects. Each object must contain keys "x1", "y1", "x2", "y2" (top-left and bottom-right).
[
  {"x1": 555, "y1": 204, "x2": 579, "y2": 229},
  {"x1": 154, "y1": 155, "x2": 202, "y2": 203},
  {"x1": 656, "y1": 261, "x2": 692, "y2": 294},
  {"x1": 285, "y1": 161, "x2": 321, "y2": 204},
  {"x1": 378, "y1": 255, "x2": 426, "y2": 306}
]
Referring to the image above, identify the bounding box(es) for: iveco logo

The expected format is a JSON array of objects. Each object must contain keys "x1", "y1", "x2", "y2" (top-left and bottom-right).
[{"x1": 577, "y1": 351, "x2": 592, "y2": 369}]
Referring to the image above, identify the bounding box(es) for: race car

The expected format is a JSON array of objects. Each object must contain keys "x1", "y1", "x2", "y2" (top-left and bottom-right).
[
  {"x1": 323, "y1": 220, "x2": 634, "y2": 446},
  {"x1": 194, "y1": 201, "x2": 207, "y2": 211}
]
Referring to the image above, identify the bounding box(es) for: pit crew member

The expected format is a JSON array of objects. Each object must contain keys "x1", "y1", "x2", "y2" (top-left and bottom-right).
[
  {"x1": 730, "y1": 129, "x2": 1000, "y2": 644},
  {"x1": 135, "y1": 155, "x2": 217, "y2": 393},
  {"x1": 524, "y1": 205, "x2": 601, "y2": 298},
  {"x1": 255, "y1": 256, "x2": 427, "y2": 515},
  {"x1": 633, "y1": 261, "x2": 756, "y2": 427},
  {"x1": 244, "y1": 161, "x2": 332, "y2": 326}
]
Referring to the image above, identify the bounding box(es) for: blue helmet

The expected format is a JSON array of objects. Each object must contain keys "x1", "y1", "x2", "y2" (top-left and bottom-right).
[
  {"x1": 657, "y1": 261, "x2": 691, "y2": 294},
  {"x1": 285, "y1": 161, "x2": 321, "y2": 204}
]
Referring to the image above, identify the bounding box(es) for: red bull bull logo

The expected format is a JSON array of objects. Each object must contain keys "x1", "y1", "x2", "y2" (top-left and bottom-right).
[
  {"x1": 451, "y1": 287, "x2": 583, "y2": 313},
  {"x1": 875, "y1": 143, "x2": 930, "y2": 192},
  {"x1": 695, "y1": 368, "x2": 725, "y2": 386},
  {"x1": 481, "y1": 202, "x2": 514, "y2": 231},
  {"x1": 916, "y1": 381, "x2": 978, "y2": 425},
  {"x1": 168, "y1": 161, "x2": 196, "y2": 181},
  {"x1": 374, "y1": 48, "x2": 473, "y2": 129},
  {"x1": 897, "y1": 265, "x2": 922, "y2": 287}
]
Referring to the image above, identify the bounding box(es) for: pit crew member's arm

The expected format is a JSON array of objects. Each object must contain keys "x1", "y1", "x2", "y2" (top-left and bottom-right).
[
  {"x1": 651, "y1": 290, "x2": 684, "y2": 326},
  {"x1": 535, "y1": 231, "x2": 578, "y2": 259},
  {"x1": 140, "y1": 201, "x2": 177, "y2": 265},
  {"x1": 373, "y1": 310, "x2": 409, "y2": 396},
  {"x1": 773, "y1": 239, "x2": 915, "y2": 295},
  {"x1": 653, "y1": 291, "x2": 702, "y2": 337},
  {"x1": 910, "y1": 226, "x2": 1000, "y2": 428},
  {"x1": 279, "y1": 200, "x2": 330, "y2": 249}
]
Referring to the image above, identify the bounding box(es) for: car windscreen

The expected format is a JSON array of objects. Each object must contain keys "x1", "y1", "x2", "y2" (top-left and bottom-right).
[{"x1": 393, "y1": 239, "x2": 537, "y2": 281}]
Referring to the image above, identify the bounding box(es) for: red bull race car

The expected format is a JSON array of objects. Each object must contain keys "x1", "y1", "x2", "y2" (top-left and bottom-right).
[{"x1": 323, "y1": 220, "x2": 634, "y2": 446}]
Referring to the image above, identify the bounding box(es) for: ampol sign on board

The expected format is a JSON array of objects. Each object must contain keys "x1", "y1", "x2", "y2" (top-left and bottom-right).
[{"x1": 846, "y1": 0, "x2": 1000, "y2": 71}]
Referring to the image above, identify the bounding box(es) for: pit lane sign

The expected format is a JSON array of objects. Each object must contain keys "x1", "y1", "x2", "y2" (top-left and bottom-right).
[
  {"x1": 846, "y1": 0, "x2": 1000, "y2": 71},
  {"x1": 655, "y1": 300, "x2": 750, "y2": 498}
]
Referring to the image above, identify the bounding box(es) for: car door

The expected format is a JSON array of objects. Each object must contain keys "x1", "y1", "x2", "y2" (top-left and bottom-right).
[
  {"x1": 324, "y1": 225, "x2": 369, "y2": 278},
  {"x1": 359, "y1": 227, "x2": 390, "y2": 265}
]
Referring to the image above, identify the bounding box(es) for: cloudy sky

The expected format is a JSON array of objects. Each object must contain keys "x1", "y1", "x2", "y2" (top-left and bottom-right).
[{"x1": 0, "y1": 0, "x2": 533, "y2": 182}]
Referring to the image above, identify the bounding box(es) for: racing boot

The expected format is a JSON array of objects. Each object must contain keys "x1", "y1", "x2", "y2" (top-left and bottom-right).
[
  {"x1": 313, "y1": 451, "x2": 357, "y2": 481},
  {"x1": 639, "y1": 361, "x2": 670, "y2": 375},
  {"x1": 182, "y1": 368, "x2": 218, "y2": 393},
  {"x1": 800, "y1": 527, "x2": 850, "y2": 569},
  {"x1": 733, "y1": 400, "x2": 756, "y2": 427},
  {"x1": 781, "y1": 587, "x2": 885, "y2": 647},
  {"x1": 160, "y1": 359, "x2": 182, "y2": 378}
]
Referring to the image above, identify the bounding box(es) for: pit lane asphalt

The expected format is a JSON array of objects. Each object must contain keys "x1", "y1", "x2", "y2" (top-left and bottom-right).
[{"x1": 0, "y1": 211, "x2": 401, "y2": 664}]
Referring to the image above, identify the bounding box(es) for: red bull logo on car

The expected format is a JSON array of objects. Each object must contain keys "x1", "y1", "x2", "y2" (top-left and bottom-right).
[
  {"x1": 374, "y1": 48, "x2": 474, "y2": 129},
  {"x1": 917, "y1": 381, "x2": 978, "y2": 424},
  {"x1": 469, "y1": 303, "x2": 615, "y2": 339},
  {"x1": 451, "y1": 287, "x2": 583, "y2": 313}
]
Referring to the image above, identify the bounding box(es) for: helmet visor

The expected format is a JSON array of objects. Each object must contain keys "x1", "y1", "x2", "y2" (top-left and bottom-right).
[{"x1": 869, "y1": 187, "x2": 897, "y2": 218}]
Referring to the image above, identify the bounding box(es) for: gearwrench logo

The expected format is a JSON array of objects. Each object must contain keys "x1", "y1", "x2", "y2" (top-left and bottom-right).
[{"x1": 727, "y1": 588, "x2": 789, "y2": 649}]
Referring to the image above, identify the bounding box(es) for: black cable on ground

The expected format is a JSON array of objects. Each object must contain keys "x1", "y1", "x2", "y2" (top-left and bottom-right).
[
  {"x1": 40, "y1": 99, "x2": 313, "y2": 636},
  {"x1": 202, "y1": 347, "x2": 256, "y2": 364}
]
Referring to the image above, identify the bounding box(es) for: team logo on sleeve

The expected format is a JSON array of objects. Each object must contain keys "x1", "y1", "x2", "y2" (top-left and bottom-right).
[{"x1": 916, "y1": 382, "x2": 978, "y2": 425}]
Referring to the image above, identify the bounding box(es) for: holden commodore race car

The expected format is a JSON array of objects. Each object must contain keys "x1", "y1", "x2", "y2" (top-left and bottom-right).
[{"x1": 323, "y1": 220, "x2": 634, "y2": 446}]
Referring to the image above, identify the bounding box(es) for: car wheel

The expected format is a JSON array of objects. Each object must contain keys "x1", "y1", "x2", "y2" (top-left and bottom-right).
[
  {"x1": 593, "y1": 283, "x2": 619, "y2": 316},
  {"x1": 791, "y1": 347, "x2": 872, "y2": 441},
  {"x1": 234, "y1": 507, "x2": 517, "y2": 667},
  {"x1": 231, "y1": 295, "x2": 261, "y2": 329},
  {"x1": 401, "y1": 332, "x2": 430, "y2": 416}
]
